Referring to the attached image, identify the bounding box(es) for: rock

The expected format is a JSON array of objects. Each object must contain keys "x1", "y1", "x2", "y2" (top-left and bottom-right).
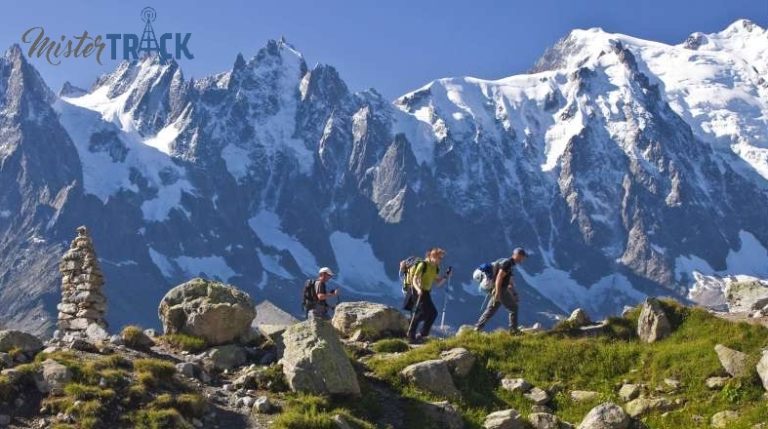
[
  {"x1": 176, "y1": 362, "x2": 198, "y2": 378},
  {"x1": 457, "y1": 325, "x2": 475, "y2": 336},
  {"x1": 258, "y1": 324, "x2": 288, "y2": 355},
  {"x1": 331, "y1": 301, "x2": 408, "y2": 340},
  {"x1": 529, "y1": 412, "x2": 561, "y2": 429},
  {"x1": 0, "y1": 353, "x2": 11, "y2": 368},
  {"x1": 711, "y1": 410, "x2": 739, "y2": 428},
  {"x1": 714, "y1": 344, "x2": 751, "y2": 377},
  {"x1": 67, "y1": 338, "x2": 99, "y2": 353},
  {"x1": 401, "y1": 359, "x2": 460, "y2": 399},
  {"x1": 570, "y1": 390, "x2": 599, "y2": 402},
  {"x1": 663, "y1": 378, "x2": 681, "y2": 390},
  {"x1": 37, "y1": 359, "x2": 72, "y2": 394},
  {"x1": 158, "y1": 278, "x2": 256, "y2": 346},
  {"x1": 524, "y1": 387, "x2": 550, "y2": 405},
  {"x1": 624, "y1": 397, "x2": 674, "y2": 418},
  {"x1": 636, "y1": 298, "x2": 671, "y2": 343},
  {"x1": 757, "y1": 352, "x2": 768, "y2": 391},
  {"x1": 618, "y1": 384, "x2": 641, "y2": 401},
  {"x1": 281, "y1": 319, "x2": 360, "y2": 396},
  {"x1": 522, "y1": 323, "x2": 545, "y2": 333},
  {"x1": 501, "y1": 378, "x2": 532, "y2": 394},
  {"x1": 419, "y1": 401, "x2": 464, "y2": 429},
  {"x1": 0, "y1": 415, "x2": 9, "y2": 426},
  {"x1": 252, "y1": 396, "x2": 274, "y2": 414},
  {"x1": 331, "y1": 414, "x2": 353, "y2": 429},
  {"x1": 577, "y1": 402, "x2": 629, "y2": 429},
  {"x1": 483, "y1": 409, "x2": 525, "y2": 429},
  {"x1": 205, "y1": 344, "x2": 248, "y2": 371},
  {"x1": 568, "y1": 308, "x2": 591, "y2": 326},
  {"x1": 143, "y1": 328, "x2": 158, "y2": 338},
  {"x1": 531, "y1": 405, "x2": 554, "y2": 414},
  {"x1": 0, "y1": 330, "x2": 43, "y2": 353},
  {"x1": 440, "y1": 348, "x2": 476, "y2": 377},
  {"x1": 705, "y1": 376, "x2": 730, "y2": 390},
  {"x1": 108, "y1": 334, "x2": 124, "y2": 346}
]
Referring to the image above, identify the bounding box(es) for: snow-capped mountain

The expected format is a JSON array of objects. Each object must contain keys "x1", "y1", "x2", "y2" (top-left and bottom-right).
[{"x1": 0, "y1": 22, "x2": 767, "y2": 335}]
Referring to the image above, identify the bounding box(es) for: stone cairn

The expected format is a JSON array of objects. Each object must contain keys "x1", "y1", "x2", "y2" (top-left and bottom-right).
[{"x1": 57, "y1": 226, "x2": 107, "y2": 337}]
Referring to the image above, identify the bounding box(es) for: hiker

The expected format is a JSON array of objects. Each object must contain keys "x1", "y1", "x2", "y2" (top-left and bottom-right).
[
  {"x1": 407, "y1": 248, "x2": 450, "y2": 343},
  {"x1": 474, "y1": 247, "x2": 528, "y2": 333},
  {"x1": 305, "y1": 267, "x2": 340, "y2": 320}
]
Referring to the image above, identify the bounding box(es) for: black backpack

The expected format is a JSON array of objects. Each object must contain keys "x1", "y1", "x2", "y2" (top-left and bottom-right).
[{"x1": 301, "y1": 279, "x2": 317, "y2": 312}]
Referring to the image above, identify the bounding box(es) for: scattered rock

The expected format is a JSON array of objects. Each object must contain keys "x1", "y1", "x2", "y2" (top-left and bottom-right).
[
  {"x1": 440, "y1": 348, "x2": 476, "y2": 377},
  {"x1": 568, "y1": 308, "x2": 591, "y2": 326},
  {"x1": 85, "y1": 324, "x2": 109, "y2": 342},
  {"x1": 711, "y1": 410, "x2": 739, "y2": 428},
  {"x1": 331, "y1": 414, "x2": 354, "y2": 429},
  {"x1": 663, "y1": 378, "x2": 681, "y2": 390},
  {"x1": 524, "y1": 387, "x2": 550, "y2": 405},
  {"x1": 714, "y1": 344, "x2": 751, "y2": 377},
  {"x1": 624, "y1": 397, "x2": 674, "y2": 418},
  {"x1": 252, "y1": 396, "x2": 274, "y2": 414},
  {"x1": 419, "y1": 401, "x2": 463, "y2": 429},
  {"x1": 281, "y1": 319, "x2": 360, "y2": 396},
  {"x1": 529, "y1": 412, "x2": 562, "y2": 429},
  {"x1": 531, "y1": 405, "x2": 554, "y2": 414},
  {"x1": 203, "y1": 344, "x2": 248, "y2": 371},
  {"x1": 571, "y1": 390, "x2": 599, "y2": 402},
  {"x1": 0, "y1": 330, "x2": 43, "y2": 353},
  {"x1": 121, "y1": 329, "x2": 155, "y2": 351},
  {"x1": 577, "y1": 402, "x2": 629, "y2": 429},
  {"x1": 618, "y1": 384, "x2": 641, "y2": 401},
  {"x1": 483, "y1": 409, "x2": 525, "y2": 429},
  {"x1": 0, "y1": 353, "x2": 12, "y2": 368},
  {"x1": 37, "y1": 359, "x2": 72, "y2": 394},
  {"x1": 401, "y1": 359, "x2": 460, "y2": 399},
  {"x1": 757, "y1": 352, "x2": 768, "y2": 391},
  {"x1": 158, "y1": 278, "x2": 256, "y2": 346},
  {"x1": 636, "y1": 298, "x2": 671, "y2": 343},
  {"x1": 501, "y1": 378, "x2": 532, "y2": 394},
  {"x1": 67, "y1": 338, "x2": 99, "y2": 353},
  {"x1": 705, "y1": 377, "x2": 730, "y2": 390},
  {"x1": 331, "y1": 301, "x2": 408, "y2": 340}
]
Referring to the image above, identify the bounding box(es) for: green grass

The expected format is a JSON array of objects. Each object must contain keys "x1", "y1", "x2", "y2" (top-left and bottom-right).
[
  {"x1": 121, "y1": 325, "x2": 153, "y2": 350},
  {"x1": 371, "y1": 339, "x2": 411, "y2": 353},
  {"x1": 159, "y1": 334, "x2": 208, "y2": 353},
  {"x1": 272, "y1": 393, "x2": 376, "y2": 429},
  {"x1": 365, "y1": 301, "x2": 768, "y2": 429}
]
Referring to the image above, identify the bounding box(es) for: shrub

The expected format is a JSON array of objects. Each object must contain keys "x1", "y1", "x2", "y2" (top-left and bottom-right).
[{"x1": 159, "y1": 334, "x2": 207, "y2": 352}]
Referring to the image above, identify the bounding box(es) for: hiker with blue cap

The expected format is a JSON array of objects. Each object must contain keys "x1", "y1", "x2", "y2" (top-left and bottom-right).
[{"x1": 473, "y1": 247, "x2": 528, "y2": 334}]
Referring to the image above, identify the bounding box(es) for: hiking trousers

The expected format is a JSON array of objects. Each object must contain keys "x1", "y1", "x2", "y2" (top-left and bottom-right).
[
  {"x1": 475, "y1": 287, "x2": 519, "y2": 331},
  {"x1": 308, "y1": 303, "x2": 330, "y2": 320},
  {"x1": 407, "y1": 290, "x2": 437, "y2": 338}
]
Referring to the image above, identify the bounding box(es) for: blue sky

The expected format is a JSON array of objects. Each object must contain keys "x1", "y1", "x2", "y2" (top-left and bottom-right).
[{"x1": 1, "y1": 0, "x2": 766, "y2": 99}]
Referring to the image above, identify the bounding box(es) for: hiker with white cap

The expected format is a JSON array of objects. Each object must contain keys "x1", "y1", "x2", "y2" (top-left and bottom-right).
[{"x1": 303, "y1": 267, "x2": 340, "y2": 319}]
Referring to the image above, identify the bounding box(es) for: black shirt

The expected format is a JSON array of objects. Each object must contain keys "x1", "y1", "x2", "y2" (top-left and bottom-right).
[
  {"x1": 315, "y1": 280, "x2": 329, "y2": 305},
  {"x1": 494, "y1": 257, "x2": 516, "y2": 287}
]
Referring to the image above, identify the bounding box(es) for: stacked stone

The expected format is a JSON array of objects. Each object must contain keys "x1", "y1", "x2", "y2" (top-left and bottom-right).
[{"x1": 57, "y1": 226, "x2": 107, "y2": 335}]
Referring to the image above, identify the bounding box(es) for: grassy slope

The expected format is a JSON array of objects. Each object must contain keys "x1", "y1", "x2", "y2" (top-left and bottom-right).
[{"x1": 363, "y1": 302, "x2": 768, "y2": 428}]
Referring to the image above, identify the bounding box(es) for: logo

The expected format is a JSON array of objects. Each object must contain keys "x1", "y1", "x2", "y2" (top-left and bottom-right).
[{"x1": 20, "y1": 7, "x2": 194, "y2": 66}]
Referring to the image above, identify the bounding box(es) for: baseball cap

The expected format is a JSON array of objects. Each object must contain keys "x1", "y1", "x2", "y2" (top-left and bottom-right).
[
  {"x1": 512, "y1": 247, "x2": 528, "y2": 257},
  {"x1": 319, "y1": 267, "x2": 335, "y2": 276}
]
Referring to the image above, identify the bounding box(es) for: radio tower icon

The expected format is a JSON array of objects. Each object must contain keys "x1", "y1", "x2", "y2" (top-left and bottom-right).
[{"x1": 139, "y1": 7, "x2": 160, "y2": 58}]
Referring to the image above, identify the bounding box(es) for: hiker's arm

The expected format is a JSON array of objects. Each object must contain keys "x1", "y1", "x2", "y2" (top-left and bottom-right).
[
  {"x1": 413, "y1": 274, "x2": 423, "y2": 294},
  {"x1": 494, "y1": 269, "x2": 506, "y2": 299},
  {"x1": 316, "y1": 287, "x2": 339, "y2": 300}
]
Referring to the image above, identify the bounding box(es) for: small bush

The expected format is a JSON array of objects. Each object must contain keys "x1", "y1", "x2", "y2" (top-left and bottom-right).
[
  {"x1": 175, "y1": 393, "x2": 207, "y2": 418},
  {"x1": 371, "y1": 339, "x2": 410, "y2": 353},
  {"x1": 159, "y1": 334, "x2": 207, "y2": 352},
  {"x1": 132, "y1": 408, "x2": 191, "y2": 429},
  {"x1": 134, "y1": 359, "x2": 176, "y2": 379},
  {"x1": 63, "y1": 383, "x2": 116, "y2": 401},
  {"x1": 0, "y1": 374, "x2": 13, "y2": 401}
]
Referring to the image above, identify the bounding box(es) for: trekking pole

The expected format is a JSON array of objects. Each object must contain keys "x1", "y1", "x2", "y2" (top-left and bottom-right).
[{"x1": 440, "y1": 266, "x2": 453, "y2": 333}]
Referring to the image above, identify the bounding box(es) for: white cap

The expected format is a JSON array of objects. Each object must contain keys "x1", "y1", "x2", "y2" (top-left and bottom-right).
[{"x1": 319, "y1": 267, "x2": 335, "y2": 277}]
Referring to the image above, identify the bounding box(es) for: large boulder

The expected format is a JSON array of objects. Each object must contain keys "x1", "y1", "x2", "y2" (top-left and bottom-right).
[
  {"x1": 528, "y1": 413, "x2": 562, "y2": 429},
  {"x1": 567, "y1": 308, "x2": 591, "y2": 327},
  {"x1": 331, "y1": 301, "x2": 408, "y2": 340},
  {"x1": 636, "y1": 298, "x2": 671, "y2": 343},
  {"x1": 440, "y1": 348, "x2": 476, "y2": 377},
  {"x1": 203, "y1": 344, "x2": 248, "y2": 371},
  {"x1": 757, "y1": 351, "x2": 768, "y2": 391},
  {"x1": 0, "y1": 330, "x2": 43, "y2": 353},
  {"x1": 578, "y1": 403, "x2": 629, "y2": 429},
  {"x1": 624, "y1": 397, "x2": 675, "y2": 418},
  {"x1": 483, "y1": 409, "x2": 526, "y2": 429},
  {"x1": 281, "y1": 319, "x2": 360, "y2": 396},
  {"x1": 158, "y1": 278, "x2": 256, "y2": 345},
  {"x1": 400, "y1": 359, "x2": 460, "y2": 399},
  {"x1": 36, "y1": 359, "x2": 72, "y2": 394},
  {"x1": 714, "y1": 344, "x2": 751, "y2": 378}
]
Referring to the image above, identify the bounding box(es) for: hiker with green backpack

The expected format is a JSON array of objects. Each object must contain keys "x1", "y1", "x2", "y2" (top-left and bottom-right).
[
  {"x1": 405, "y1": 247, "x2": 451, "y2": 344},
  {"x1": 473, "y1": 247, "x2": 527, "y2": 333}
]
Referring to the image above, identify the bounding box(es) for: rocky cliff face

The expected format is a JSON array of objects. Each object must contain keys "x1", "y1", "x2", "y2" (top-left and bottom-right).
[{"x1": 0, "y1": 22, "x2": 767, "y2": 335}]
